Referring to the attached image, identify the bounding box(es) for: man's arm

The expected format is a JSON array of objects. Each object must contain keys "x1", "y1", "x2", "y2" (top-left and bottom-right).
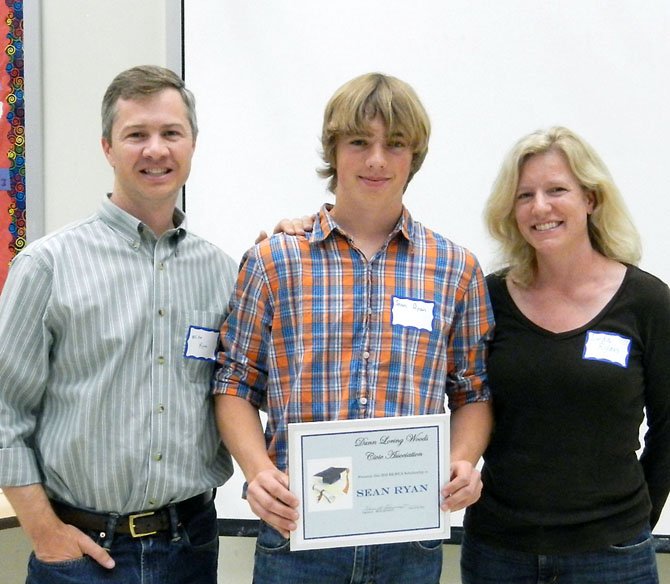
[
  {"x1": 3, "y1": 485, "x2": 114, "y2": 568},
  {"x1": 440, "y1": 401, "x2": 493, "y2": 512},
  {"x1": 0, "y1": 255, "x2": 111, "y2": 568},
  {"x1": 214, "y1": 395, "x2": 299, "y2": 537}
]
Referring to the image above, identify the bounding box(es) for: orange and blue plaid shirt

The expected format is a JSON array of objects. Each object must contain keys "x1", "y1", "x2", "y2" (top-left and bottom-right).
[{"x1": 212, "y1": 205, "x2": 494, "y2": 471}]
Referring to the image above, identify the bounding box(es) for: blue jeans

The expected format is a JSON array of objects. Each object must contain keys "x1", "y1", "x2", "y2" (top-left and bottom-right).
[
  {"x1": 460, "y1": 528, "x2": 659, "y2": 584},
  {"x1": 26, "y1": 499, "x2": 219, "y2": 584},
  {"x1": 252, "y1": 521, "x2": 443, "y2": 583}
]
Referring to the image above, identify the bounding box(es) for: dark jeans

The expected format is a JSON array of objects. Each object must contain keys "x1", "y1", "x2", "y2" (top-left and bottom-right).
[
  {"x1": 252, "y1": 521, "x2": 443, "y2": 584},
  {"x1": 460, "y1": 527, "x2": 659, "y2": 584},
  {"x1": 26, "y1": 498, "x2": 219, "y2": 584}
]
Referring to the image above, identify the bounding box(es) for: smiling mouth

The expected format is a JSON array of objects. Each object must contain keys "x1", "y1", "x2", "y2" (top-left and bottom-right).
[
  {"x1": 533, "y1": 221, "x2": 561, "y2": 231},
  {"x1": 142, "y1": 168, "x2": 171, "y2": 176},
  {"x1": 361, "y1": 176, "x2": 389, "y2": 183}
]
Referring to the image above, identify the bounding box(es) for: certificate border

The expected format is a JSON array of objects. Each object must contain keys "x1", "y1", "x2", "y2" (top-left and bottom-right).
[{"x1": 288, "y1": 414, "x2": 450, "y2": 551}]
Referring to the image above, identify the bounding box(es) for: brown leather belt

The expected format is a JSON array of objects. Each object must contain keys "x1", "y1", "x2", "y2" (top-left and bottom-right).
[{"x1": 51, "y1": 491, "x2": 214, "y2": 538}]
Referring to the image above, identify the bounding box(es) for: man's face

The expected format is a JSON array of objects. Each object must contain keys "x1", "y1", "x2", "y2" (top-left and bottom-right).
[
  {"x1": 334, "y1": 116, "x2": 412, "y2": 210},
  {"x1": 102, "y1": 88, "x2": 195, "y2": 217}
]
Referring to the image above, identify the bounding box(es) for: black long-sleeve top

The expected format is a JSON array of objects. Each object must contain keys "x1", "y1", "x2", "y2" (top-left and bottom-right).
[{"x1": 465, "y1": 265, "x2": 670, "y2": 553}]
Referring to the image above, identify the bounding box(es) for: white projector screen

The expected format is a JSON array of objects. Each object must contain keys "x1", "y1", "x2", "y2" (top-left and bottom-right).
[{"x1": 182, "y1": 1, "x2": 670, "y2": 534}]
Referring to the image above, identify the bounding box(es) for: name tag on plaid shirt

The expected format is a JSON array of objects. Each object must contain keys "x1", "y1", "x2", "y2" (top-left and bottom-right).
[{"x1": 391, "y1": 296, "x2": 434, "y2": 331}]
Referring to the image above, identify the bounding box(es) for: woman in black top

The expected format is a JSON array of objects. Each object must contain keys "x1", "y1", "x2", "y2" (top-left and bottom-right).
[{"x1": 462, "y1": 127, "x2": 670, "y2": 583}]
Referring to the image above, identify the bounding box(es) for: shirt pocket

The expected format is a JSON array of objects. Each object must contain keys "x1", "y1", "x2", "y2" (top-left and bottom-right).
[{"x1": 178, "y1": 310, "x2": 224, "y2": 383}]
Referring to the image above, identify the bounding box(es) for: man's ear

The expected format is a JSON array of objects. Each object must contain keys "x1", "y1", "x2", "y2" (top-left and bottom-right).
[{"x1": 101, "y1": 137, "x2": 114, "y2": 167}]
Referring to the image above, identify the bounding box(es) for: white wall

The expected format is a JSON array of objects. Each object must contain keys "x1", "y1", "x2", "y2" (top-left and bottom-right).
[
  {"x1": 38, "y1": 0, "x2": 168, "y2": 235},
  {"x1": 183, "y1": 1, "x2": 670, "y2": 534},
  {"x1": 184, "y1": 1, "x2": 670, "y2": 283}
]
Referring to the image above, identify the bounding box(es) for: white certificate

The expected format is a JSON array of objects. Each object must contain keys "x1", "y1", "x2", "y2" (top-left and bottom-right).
[{"x1": 288, "y1": 414, "x2": 450, "y2": 551}]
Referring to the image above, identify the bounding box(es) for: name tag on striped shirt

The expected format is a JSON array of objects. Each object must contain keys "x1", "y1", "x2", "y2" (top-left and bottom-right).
[
  {"x1": 184, "y1": 326, "x2": 219, "y2": 361},
  {"x1": 391, "y1": 296, "x2": 434, "y2": 331}
]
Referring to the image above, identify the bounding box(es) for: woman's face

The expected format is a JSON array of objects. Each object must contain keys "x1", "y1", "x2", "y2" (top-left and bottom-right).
[{"x1": 514, "y1": 149, "x2": 595, "y2": 258}]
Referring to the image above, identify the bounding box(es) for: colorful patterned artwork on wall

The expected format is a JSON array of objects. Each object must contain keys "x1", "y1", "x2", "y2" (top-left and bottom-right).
[{"x1": 0, "y1": 0, "x2": 23, "y2": 290}]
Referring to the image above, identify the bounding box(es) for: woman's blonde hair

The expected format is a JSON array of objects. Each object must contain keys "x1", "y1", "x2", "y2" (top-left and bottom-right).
[
  {"x1": 318, "y1": 73, "x2": 430, "y2": 193},
  {"x1": 485, "y1": 126, "x2": 641, "y2": 286}
]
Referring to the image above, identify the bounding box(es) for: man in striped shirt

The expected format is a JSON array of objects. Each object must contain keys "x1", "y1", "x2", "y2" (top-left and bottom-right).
[
  {"x1": 0, "y1": 66, "x2": 238, "y2": 583},
  {"x1": 213, "y1": 73, "x2": 495, "y2": 583}
]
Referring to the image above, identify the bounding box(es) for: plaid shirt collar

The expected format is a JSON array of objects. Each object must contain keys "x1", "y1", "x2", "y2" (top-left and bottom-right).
[{"x1": 311, "y1": 203, "x2": 415, "y2": 251}]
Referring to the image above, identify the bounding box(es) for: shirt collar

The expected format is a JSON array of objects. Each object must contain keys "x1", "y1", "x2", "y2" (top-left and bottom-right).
[
  {"x1": 312, "y1": 203, "x2": 416, "y2": 248},
  {"x1": 100, "y1": 194, "x2": 187, "y2": 245}
]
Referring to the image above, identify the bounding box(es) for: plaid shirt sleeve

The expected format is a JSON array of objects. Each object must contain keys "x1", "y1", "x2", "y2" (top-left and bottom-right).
[
  {"x1": 212, "y1": 245, "x2": 272, "y2": 409},
  {"x1": 444, "y1": 250, "x2": 494, "y2": 410}
]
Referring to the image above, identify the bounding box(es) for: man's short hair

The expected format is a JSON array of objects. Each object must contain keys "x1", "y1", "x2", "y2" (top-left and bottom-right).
[
  {"x1": 101, "y1": 65, "x2": 198, "y2": 142},
  {"x1": 318, "y1": 73, "x2": 431, "y2": 193}
]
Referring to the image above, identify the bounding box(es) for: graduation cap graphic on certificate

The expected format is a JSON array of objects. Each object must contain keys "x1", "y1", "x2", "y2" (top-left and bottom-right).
[{"x1": 308, "y1": 459, "x2": 353, "y2": 511}]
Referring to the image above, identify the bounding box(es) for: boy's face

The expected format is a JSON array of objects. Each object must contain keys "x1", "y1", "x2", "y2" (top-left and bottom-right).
[{"x1": 334, "y1": 116, "x2": 413, "y2": 209}]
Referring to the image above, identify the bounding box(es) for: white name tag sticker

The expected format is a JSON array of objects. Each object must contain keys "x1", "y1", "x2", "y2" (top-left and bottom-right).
[
  {"x1": 391, "y1": 296, "x2": 434, "y2": 331},
  {"x1": 582, "y1": 330, "x2": 631, "y2": 368},
  {"x1": 184, "y1": 326, "x2": 219, "y2": 361}
]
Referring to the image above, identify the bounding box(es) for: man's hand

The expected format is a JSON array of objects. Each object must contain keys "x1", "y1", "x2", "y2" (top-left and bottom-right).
[
  {"x1": 33, "y1": 519, "x2": 115, "y2": 569},
  {"x1": 255, "y1": 215, "x2": 316, "y2": 243},
  {"x1": 3, "y1": 484, "x2": 115, "y2": 569},
  {"x1": 440, "y1": 460, "x2": 482, "y2": 512},
  {"x1": 246, "y1": 468, "x2": 300, "y2": 538}
]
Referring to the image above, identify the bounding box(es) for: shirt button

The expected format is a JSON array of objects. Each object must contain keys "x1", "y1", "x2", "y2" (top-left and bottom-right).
[
  {"x1": 131, "y1": 241, "x2": 140, "y2": 250},
  {"x1": 359, "y1": 397, "x2": 368, "y2": 406},
  {"x1": 157, "y1": 356, "x2": 165, "y2": 365},
  {"x1": 157, "y1": 404, "x2": 165, "y2": 413},
  {"x1": 158, "y1": 308, "x2": 165, "y2": 317},
  {"x1": 158, "y1": 262, "x2": 165, "y2": 271},
  {"x1": 148, "y1": 499, "x2": 157, "y2": 507},
  {"x1": 153, "y1": 453, "x2": 162, "y2": 462},
  {"x1": 362, "y1": 351, "x2": 370, "y2": 360}
]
